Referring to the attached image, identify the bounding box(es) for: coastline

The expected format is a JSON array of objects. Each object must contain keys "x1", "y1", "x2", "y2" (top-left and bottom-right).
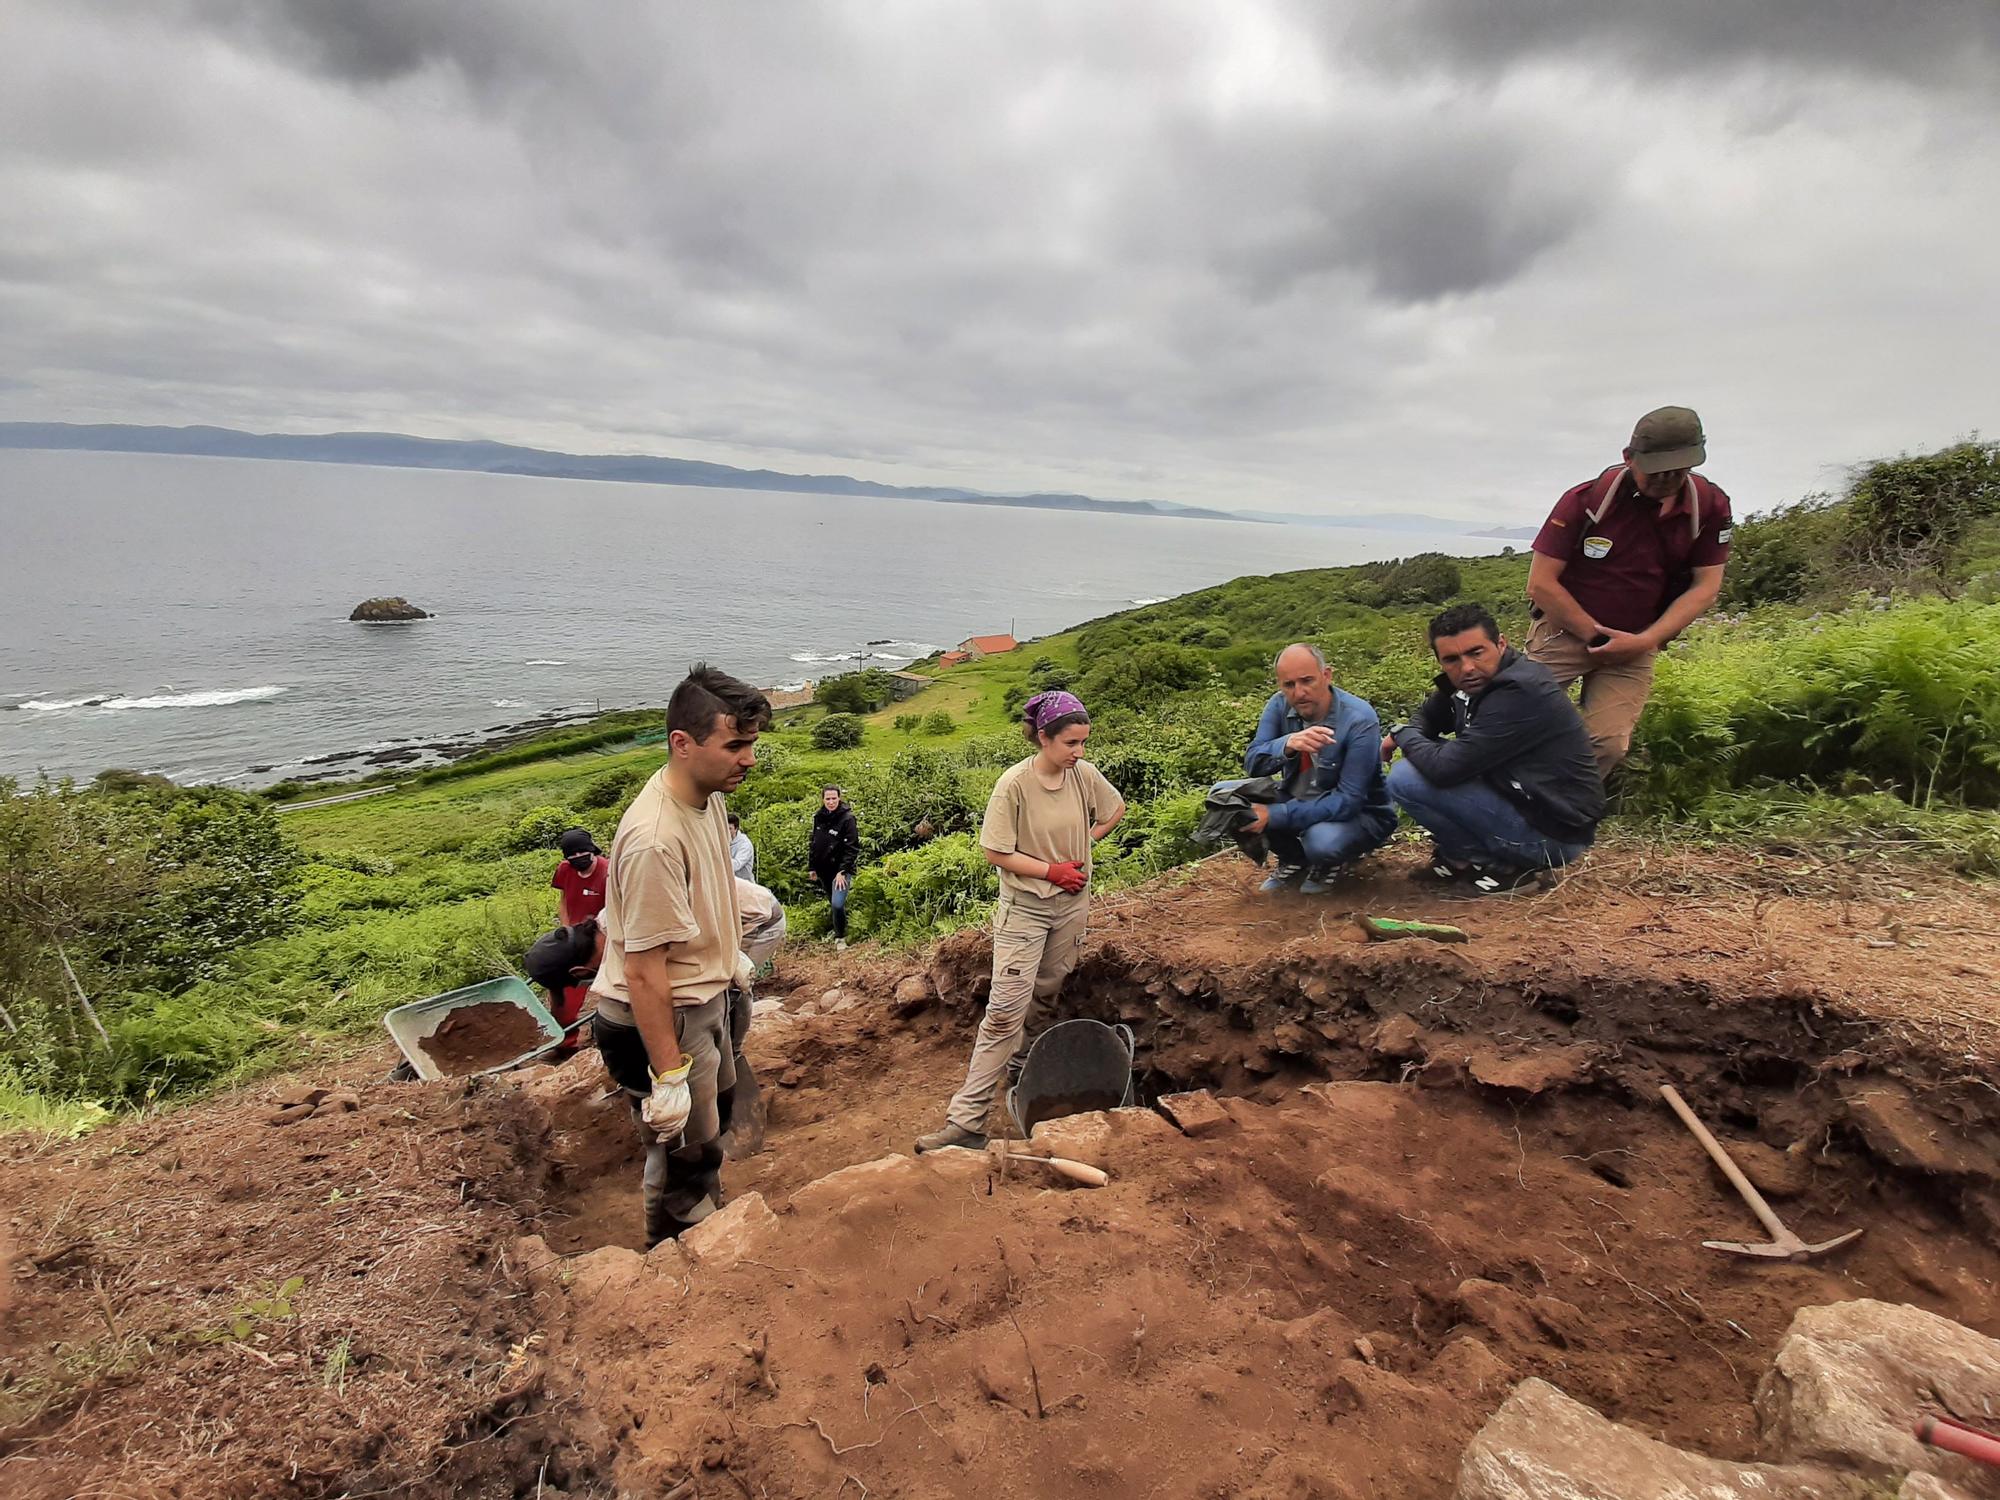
[{"x1": 242, "y1": 668, "x2": 819, "y2": 792}]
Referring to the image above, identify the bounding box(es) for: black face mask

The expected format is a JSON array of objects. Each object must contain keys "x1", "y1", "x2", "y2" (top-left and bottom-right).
[{"x1": 567, "y1": 855, "x2": 594, "y2": 874}]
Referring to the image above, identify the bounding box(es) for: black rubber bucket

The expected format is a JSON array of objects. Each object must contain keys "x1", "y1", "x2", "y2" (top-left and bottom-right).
[{"x1": 1007, "y1": 1019, "x2": 1136, "y2": 1137}]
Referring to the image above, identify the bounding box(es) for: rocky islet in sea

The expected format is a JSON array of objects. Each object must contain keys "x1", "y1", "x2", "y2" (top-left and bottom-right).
[{"x1": 348, "y1": 596, "x2": 431, "y2": 622}]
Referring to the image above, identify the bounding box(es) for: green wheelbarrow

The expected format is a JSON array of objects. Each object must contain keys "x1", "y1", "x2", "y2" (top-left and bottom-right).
[{"x1": 382, "y1": 976, "x2": 565, "y2": 1082}]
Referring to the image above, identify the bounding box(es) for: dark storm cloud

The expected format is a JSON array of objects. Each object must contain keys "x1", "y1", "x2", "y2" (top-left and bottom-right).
[
  {"x1": 194, "y1": 0, "x2": 543, "y2": 86},
  {"x1": 4, "y1": 1, "x2": 1998, "y2": 519},
  {"x1": 1331, "y1": 0, "x2": 2000, "y2": 90}
]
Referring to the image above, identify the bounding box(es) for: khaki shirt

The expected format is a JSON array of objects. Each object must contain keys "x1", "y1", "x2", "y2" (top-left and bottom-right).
[
  {"x1": 591, "y1": 770, "x2": 744, "y2": 1019},
  {"x1": 981, "y1": 757, "x2": 1124, "y2": 900}
]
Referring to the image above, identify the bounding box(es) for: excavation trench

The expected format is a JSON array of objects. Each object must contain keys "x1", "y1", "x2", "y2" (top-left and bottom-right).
[
  {"x1": 13, "y1": 860, "x2": 1999, "y2": 1500},
  {"x1": 509, "y1": 935, "x2": 2000, "y2": 1497}
]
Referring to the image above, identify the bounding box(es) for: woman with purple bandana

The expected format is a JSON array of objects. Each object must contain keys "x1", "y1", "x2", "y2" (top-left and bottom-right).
[{"x1": 915, "y1": 690, "x2": 1126, "y2": 1153}]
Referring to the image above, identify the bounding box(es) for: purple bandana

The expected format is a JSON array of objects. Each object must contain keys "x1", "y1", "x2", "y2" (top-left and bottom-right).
[{"x1": 1025, "y1": 689, "x2": 1087, "y2": 732}]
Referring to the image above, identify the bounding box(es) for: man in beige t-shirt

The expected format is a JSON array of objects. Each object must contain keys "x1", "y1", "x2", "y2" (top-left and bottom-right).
[{"x1": 589, "y1": 664, "x2": 770, "y2": 1245}]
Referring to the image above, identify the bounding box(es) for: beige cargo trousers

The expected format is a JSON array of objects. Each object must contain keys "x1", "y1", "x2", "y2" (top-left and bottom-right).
[
  {"x1": 945, "y1": 887, "x2": 1090, "y2": 1133},
  {"x1": 1524, "y1": 616, "x2": 1656, "y2": 776}
]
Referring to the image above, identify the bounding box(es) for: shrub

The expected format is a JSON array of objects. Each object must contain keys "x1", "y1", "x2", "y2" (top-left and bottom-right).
[
  {"x1": 1074, "y1": 642, "x2": 1213, "y2": 714},
  {"x1": 742, "y1": 800, "x2": 816, "y2": 903},
  {"x1": 1838, "y1": 440, "x2": 2000, "y2": 591},
  {"x1": 958, "y1": 732, "x2": 1025, "y2": 769},
  {"x1": 1379, "y1": 553, "x2": 1462, "y2": 605},
  {"x1": 838, "y1": 747, "x2": 986, "y2": 862},
  {"x1": 922, "y1": 711, "x2": 955, "y2": 736},
  {"x1": 508, "y1": 805, "x2": 581, "y2": 852},
  {"x1": 844, "y1": 833, "x2": 996, "y2": 943},
  {"x1": 812, "y1": 714, "x2": 864, "y2": 750},
  {"x1": 1026, "y1": 657, "x2": 1072, "y2": 693},
  {"x1": 1092, "y1": 788, "x2": 1209, "y2": 890},
  {"x1": 894, "y1": 713, "x2": 923, "y2": 732},
  {"x1": 817, "y1": 670, "x2": 898, "y2": 715},
  {"x1": 578, "y1": 766, "x2": 647, "y2": 810},
  {"x1": 1629, "y1": 599, "x2": 2000, "y2": 812}
]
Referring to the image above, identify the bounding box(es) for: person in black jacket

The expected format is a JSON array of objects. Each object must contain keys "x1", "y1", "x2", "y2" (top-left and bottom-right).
[
  {"x1": 1384, "y1": 603, "x2": 1606, "y2": 895},
  {"x1": 806, "y1": 785, "x2": 860, "y2": 948}
]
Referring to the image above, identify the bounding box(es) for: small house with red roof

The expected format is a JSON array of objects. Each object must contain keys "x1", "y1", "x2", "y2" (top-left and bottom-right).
[{"x1": 957, "y1": 633, "x2": 1018, "y2": 659}]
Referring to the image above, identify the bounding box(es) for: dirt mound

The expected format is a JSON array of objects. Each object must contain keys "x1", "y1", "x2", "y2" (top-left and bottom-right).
[
  {"x1": 420, "y1": 1000, "x2": 550, "y2": 1075},
  {"x1": 0, "y1": 1071, "x2": 570, "y2": 1499}
]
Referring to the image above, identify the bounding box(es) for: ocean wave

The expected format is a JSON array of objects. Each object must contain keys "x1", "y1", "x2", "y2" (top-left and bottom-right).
[
  {"x1": 1130, "y1": 597, "x2": 1167, "y2": 606},
  {"x1": 788, "y1": 641, "x2": 936, "y2": 666},
  {"x1": 524, "y1": 659, "x2": 569, "y2": 666},
  {"x1": 491, "y1": 698, "x2": 528, "y2": 708},
  {"x1": 17, "y1": 686, "x2": 288, "y2": 712}
]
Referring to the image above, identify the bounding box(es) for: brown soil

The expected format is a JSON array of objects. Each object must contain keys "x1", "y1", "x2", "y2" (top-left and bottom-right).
[
  {"x1": 419, "y1": 1001, "x2": 550, "y2": 1076},
  {"x1": 5, "y1": 847, "x2": 1999, "y2": 1499}
]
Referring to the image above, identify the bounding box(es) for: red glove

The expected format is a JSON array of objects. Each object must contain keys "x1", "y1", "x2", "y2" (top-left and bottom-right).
[{"x1": 1044, "y1": 860, "x2": 1088, "y2": 893}]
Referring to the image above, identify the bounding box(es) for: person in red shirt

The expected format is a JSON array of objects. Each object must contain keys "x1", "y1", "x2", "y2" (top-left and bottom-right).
[
  {"x1": 551, "y1": 828, "x2": 608, "y2": 926},
  {"x1": 1526, "y1": 406, "x2": 1733, "y2": 775}
]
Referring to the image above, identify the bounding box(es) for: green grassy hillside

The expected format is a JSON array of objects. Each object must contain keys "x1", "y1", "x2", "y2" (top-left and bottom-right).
[{"x1": 5, "y1": 439, "x2": 1998, "y2": 1129}]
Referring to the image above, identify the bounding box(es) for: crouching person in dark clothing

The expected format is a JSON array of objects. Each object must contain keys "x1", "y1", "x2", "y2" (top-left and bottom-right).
[
  {"x1": 1385, "y1": 604, "x2": 1606, "y2": 896},
  {"x1": 522, "y1": 916, "x2": 604, "y2": 1052}
]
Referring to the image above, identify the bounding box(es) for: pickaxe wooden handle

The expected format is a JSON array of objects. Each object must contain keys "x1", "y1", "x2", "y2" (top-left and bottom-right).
[{"x1": 1660, "y1": 1085, "x2": 1862, "y2": 1262}]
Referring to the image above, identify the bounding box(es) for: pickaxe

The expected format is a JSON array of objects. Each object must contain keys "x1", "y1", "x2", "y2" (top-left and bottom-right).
[{"x1": 1660, "y1": 1085, "x2": 1864, "y2": 1262}]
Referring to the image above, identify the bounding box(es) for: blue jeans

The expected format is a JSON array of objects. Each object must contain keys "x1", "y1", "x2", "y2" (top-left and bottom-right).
[
  {"x1": 827, "y1": 877, "x2": 848, "y2": 939},
  {"x1": 1387, "y1": 761, "x2": 1589, "y2": 871},
  {"x1": 1267, "y1": 813, "x2": 1394, "y2": 872}
]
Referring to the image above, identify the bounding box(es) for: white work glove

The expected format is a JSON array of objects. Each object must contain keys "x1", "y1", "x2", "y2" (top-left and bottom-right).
[{"x1": 640, "y1": 1057, "x2": 693, "y2": 1136}]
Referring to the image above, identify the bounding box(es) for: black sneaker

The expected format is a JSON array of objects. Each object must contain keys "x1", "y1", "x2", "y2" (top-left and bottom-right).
[
  {"x1": 1259, "y1": 862, "x2": 1306, "y2": 894},
  {"x1": 1466, "y1": 863, "x2": 1549, "y2": 896},
  {"x1": 1408, "y1": 850, "x2": 1470, "y2": 885}
]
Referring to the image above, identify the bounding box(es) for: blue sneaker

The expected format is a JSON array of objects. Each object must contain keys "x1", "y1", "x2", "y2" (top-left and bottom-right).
[
  {"x1": 1298, "y1": 864, "x2": 1347, "y2": 895},
  {"x1": 1259, "y1": 863, "x2": 1304, "y2": 893}
]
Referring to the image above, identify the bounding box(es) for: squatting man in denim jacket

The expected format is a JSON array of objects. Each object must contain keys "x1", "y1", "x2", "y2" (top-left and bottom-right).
[{"x1": 1230, "y1": 643, "x2": 1397, "y2": 894}]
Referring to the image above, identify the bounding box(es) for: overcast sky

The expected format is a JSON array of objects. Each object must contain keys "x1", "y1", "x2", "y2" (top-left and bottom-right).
[{"x1": 3, "y1": 1, "x2": 1996, "y2": 523}]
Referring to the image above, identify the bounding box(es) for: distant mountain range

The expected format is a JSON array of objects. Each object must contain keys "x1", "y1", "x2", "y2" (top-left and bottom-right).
[{"x1": 0, "y1": 422, "x2": 1526, "y2": 535}]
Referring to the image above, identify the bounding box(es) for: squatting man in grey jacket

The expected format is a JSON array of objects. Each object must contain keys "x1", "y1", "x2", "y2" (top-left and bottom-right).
[{"x1": 1382, "y1": 603, "x2": 1607, "y2": 896}]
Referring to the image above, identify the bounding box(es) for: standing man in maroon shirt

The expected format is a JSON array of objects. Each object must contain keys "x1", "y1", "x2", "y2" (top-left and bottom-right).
[{"x1": 1526, "y1": 406, "x2": 1734, "y2": 776}]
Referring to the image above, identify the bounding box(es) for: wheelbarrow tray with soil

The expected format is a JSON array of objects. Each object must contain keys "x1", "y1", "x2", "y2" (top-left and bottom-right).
[{"x1": 383, "y1": 977, "x2": 564, "y2": 1081}]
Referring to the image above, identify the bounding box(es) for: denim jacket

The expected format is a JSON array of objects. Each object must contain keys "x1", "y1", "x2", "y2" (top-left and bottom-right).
[{"x1": 1243, "y1": 687, "x2": 1394, "y2": 833}]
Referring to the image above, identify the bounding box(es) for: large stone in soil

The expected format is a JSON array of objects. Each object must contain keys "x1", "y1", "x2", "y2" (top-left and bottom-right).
[
  {"x1": 1457, "y1": 1377, "x2": 1874, "y2": 1500},
  {"x1": 1755, "y1": 1298, "x2": 2000, "y2": 1497},
  {"x1": 1837, "y1": 1077, "x2": 2000, "y2": 1179},
  {"x1": 1029, "y1": 1109, "x2": 1113, "y2": 1168},
  {"x1": 1463, "y1": 1043, "x2": 1598, "y2": 1095},
  {"x1": 679, "y1": 1191, "x2": 780, "y2": 1271},
  {"x1": 891, "y1": 974, "x2": 935, "y2": 1015},
  {"x1": 1715, "y1": 1136, "x2": 1813, "y2": 1199},
  {"x1": 787, "y1": 1151, "x2": 987, "y2": 1220},
  {"x1": 1158, "y1": 1089, "x2": 1233, "y2": 1137}
]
